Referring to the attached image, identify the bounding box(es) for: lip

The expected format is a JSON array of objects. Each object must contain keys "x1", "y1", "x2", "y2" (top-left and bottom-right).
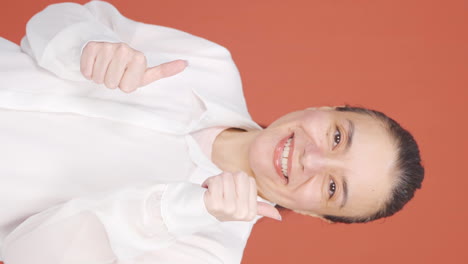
[{"x1": 273, "y1": 132, "x2": 294, "y2": 185}]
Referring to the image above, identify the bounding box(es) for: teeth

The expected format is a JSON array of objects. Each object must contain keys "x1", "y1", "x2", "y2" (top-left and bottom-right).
[
  {"x1": 282, "y1": 146, "x2": 290, "y2": 157},
  {"x1": 281, "y1": 137, "x2": 293, "y2": 178}
]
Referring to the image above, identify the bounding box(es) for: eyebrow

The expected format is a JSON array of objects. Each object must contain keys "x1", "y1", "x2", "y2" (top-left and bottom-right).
[
  {"x1": 344, "y1": 119, "x2": 354, "y2": 154},
  {"x1": 340, "y1": 177, "x2": 348, "y2": 209},
  {"x1": 339, "y1": 119, "x2": 354, "y2": 209}
]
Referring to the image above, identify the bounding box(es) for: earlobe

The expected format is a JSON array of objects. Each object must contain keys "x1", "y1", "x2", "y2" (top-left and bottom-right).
[
  {"x1": 305, "y1": 107, "x2": 317, "y2": 110},
  {"x1": 319, "y1": 106, "x2": 337, "y2": 111}
]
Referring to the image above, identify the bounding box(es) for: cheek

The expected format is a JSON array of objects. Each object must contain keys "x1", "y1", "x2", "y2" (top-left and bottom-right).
[
  {"x1": 300, "y1": 112, "x2": 330, "y2": 138},
  {"x1": 288, "y1": 179, "x2": 324, "y2": 211}
]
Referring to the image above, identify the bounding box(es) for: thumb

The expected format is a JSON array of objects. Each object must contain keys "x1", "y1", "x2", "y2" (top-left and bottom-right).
[
  {"x1": 142, "y1": 59, "x2": 188, "y2": 86},
  {"x1": 257, "y1": 202, "x2": 282, "y2": 221}
]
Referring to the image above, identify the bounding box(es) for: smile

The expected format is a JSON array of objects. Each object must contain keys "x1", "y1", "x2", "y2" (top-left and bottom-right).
[{"x1": 273, "y1": 133, "x2": 295, "y2": 184}]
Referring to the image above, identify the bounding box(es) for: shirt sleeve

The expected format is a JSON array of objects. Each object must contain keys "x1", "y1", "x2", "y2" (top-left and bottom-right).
[
  {"x1": 1, "y1": 182, "x2": 248, "y2": 264},
  {"x1": 20, "y1": 1, "x2": 135, "y2": 81}
]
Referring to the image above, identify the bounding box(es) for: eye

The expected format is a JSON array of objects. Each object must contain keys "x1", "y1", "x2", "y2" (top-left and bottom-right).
[
  {"x1": 333, "y1": 127, "x2": 341, "y2": 148},
  {"x1": 328, "y1": 179, "x2": 336, "y2": 198}
]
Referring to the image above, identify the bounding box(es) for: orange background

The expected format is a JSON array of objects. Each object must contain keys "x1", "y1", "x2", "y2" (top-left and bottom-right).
[{"x1": 1, "y1": 0, "x2": 467, "y2": 263}]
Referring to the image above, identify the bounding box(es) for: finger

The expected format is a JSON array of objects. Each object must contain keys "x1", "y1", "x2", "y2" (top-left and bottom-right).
[
  {"x1": 222, "y1": 172, "x2": 236, "y2": 201},
  {"x1": 257, "y1": 202, "x2": 282, "y2": 221},
  {"x1": 234, "y1": 172, "x2": 249, "y2": 215},
  {"x1": 141, "y1": 59, "x2": 188, "y2": 86},
  {"x1": 247, "y1": 177, "x2": 257, "y2": 220},
  {"x1": 80, "y1": 42, "x2": 98, "y2": 79},
  {"x1": 104, "y1": 56, "x2": 128, "y2": 89},
  {"x1": 222, "y1": 173, "x2": 237, "y2": 216},
  {"x1": 234, "y1": 172, "x2": 250, "y2": 206},
  {"x1": 206, "y1": 175, "x2": 223, "y2": 200},
  {"x1": 92, "y1": 50, "x2": 113, "y2": 84},
  {"x1": 119, "y1": 60, "x2": 146, "y2": 93}
]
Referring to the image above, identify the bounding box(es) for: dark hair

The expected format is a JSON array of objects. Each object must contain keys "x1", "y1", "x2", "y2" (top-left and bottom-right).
[
  {"x1": 275, "y1": 106, "x2": 425, "y2": 224},
  {"x1": 330, "y1": 106, "x2": 425, "y2": 223}
]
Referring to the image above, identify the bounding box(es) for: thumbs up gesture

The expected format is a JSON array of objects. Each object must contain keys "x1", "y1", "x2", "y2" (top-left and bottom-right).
[
  {"x1": 202, "y1": 171, "x2": 282, "y2": 222},
  {"x1": 80, "y1": 41, "x2": 187, "y2": 93}
]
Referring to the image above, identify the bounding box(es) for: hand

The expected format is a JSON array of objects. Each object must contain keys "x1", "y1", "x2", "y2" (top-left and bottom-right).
[
  {"x1": 202, "y1": 171, "x2": 282, "y2": 222},
  {"x1": 80, "y1": 41, "x2": 188, "y2": 93}
]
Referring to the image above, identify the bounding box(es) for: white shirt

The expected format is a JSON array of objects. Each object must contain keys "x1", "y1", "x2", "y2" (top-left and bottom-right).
[{"x1": 0, "y1": 1, "x2": 267, "y2": 263}]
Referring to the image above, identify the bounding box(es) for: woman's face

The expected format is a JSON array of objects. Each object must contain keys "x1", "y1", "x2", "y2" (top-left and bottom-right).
[{"x1": 248, "y1": 108, "x2": 397, "y2": 218}]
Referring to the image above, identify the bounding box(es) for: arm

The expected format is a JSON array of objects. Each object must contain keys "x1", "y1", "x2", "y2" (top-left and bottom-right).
[
  {"x1": 21, "y1": 1, "x2": 127, "y2": 81},
  {"x1": 21, "y1": 0, "x2": 185, "y2": 89},
  {"x1": 2, "y1": 182, "x2": 229, "y2": 264},
  {"x1": 18, "y1": 0, "x2": 250, "y2": 119},
  {"x1": 2, "y1": 173, "x2": 279, "y2": 264}
]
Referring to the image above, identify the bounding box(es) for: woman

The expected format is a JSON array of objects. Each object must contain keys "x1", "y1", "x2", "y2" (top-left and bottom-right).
[{"x1": 0, "y1": 1, "x2": 424, "y2": 263}]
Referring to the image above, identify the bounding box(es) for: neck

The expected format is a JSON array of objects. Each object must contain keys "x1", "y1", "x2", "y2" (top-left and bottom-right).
[{"x1": 212, "y1": 128, "x2": 261, "y2": 177}]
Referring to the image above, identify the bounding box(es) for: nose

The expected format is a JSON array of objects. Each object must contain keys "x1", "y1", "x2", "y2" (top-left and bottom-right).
[{"x1": 300, "y1": 142, "x2": 328, "y2": 176}]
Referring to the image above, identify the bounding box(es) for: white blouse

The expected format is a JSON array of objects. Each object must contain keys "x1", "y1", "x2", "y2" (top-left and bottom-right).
[{"x1": 0, "y1": 1, "x2": 267, "y2": 263}]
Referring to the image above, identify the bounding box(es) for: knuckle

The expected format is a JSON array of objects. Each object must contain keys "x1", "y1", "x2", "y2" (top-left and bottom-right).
[
  {"x1": 93, "y1": 76, "x2": 104, "y2": 84},
  {"x1": 120, "y1": 86, "x2": 135, "y2": 93},
  {"x1": 213, "y1": 174, "x2": 223, "y2": 183},
  {"x1": 117, "y1": 42, "x2": 129, "y2": 49},
  {"x1": 102, "y1": 43, "x2": 115, "y2": 53},
  {"x1": 222, "y1": 172, "x2": 233, "y2": 180},
  {"x1": 116, "y1": 44, "x2": 130, "y2": 56},
  {"x1": 80, "y1": 67, "x2": 89, "y2": 78},
  {"x1": 115, "y1": 50, "x2": 128, "y2": 60},
  {"x1": 133, "y1": 52, "x2": 146, "y2": 64},
  {"x1": 233, "y1": 172, "x2": 249, "y2": 185},
  {"x1": 85, "y1": 41, "x2": 98, "y2": 51},
  {"x1": 222, "y1": 171, "x2": 233, "y2": 177},
  {"x1": 104, "y1": 80, "x2": 117, "y2": 89},
  {"x1": 119, "y1": 81, "x2": 134, "y2": 92},
  {"x1": 119, "y1": 83, "x2": 129, "y2": 91},
  {"x1": 235, "y1": 171, "x2": 248, "y2": 180},
  {"x1": 250, "y1": 177, "x2": 257, "y2": 187}
]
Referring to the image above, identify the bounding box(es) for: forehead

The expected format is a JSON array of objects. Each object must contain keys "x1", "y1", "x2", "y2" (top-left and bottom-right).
[{"x1": 332, "y1": 110, "x2": 397, "y2": 217}]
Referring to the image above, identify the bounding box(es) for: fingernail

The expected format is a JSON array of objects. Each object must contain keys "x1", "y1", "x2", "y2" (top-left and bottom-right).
[
  {"x1": 183, "y1": 60, "x2": 189, "y2": 67},
  {"x1": 276, "y1": 214, "x2": 282, "y2": 221}
]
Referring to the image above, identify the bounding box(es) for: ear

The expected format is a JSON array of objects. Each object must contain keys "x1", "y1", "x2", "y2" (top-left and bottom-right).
[
  {"x1": 293, "y1": 209, "x2": 334, "y2": 224},
  {"x1": 319, "y1": 106, "x2": 335, "y2": 111},
  {"x1": 305, "y1": 106, "x2": 337, "y2": 111}
]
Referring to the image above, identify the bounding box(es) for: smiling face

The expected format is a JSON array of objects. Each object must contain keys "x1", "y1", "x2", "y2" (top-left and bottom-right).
[{"x1": 248, "y1": 107, "x2": 397, "y2": 219}]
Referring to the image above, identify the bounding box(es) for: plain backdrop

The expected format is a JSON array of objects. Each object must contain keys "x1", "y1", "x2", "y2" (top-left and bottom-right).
[{"x1": 1, "y1": 0, "x2": 467, "y2": 263}]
